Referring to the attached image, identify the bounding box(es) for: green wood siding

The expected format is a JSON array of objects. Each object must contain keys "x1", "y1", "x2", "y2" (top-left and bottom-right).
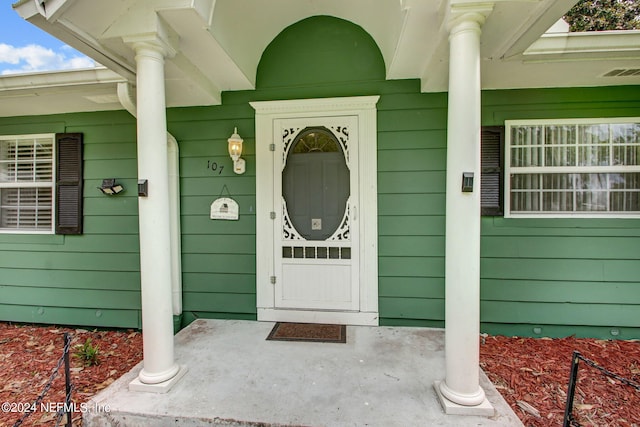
[
  {"x1": 0, "y1": 111, "x2": 141, "y2": 329},
  {"x1": 0, "y1": 14, "x2": 638, "y2": 339},
  {"x1": 171, "y1": 102, "x2": 257, "y2": 323},
  {"x1": 480, "y1": 87, "x2": 640, "y2": 339},
  {"x1": 376, "y1": 89, "x2": 448, "y2": 328},
  {"x1": 256, "y1": 15, "x2": 385, "y2": 88},
  {"x1": 181, "y1": 76, "x2": 449, "y2": 325},
  {"x1": 4, "y1": 84, "x2": 633, "y2": 337}
]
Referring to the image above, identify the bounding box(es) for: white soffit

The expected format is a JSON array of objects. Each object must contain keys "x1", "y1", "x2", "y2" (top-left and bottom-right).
[
  {"x1": 0, "y1": 68, "x2": 126, "y2": 117},
  {"x1": 524, "y1": 30, "x2": 640, "y2": 60},
  {"x1": 211, "y1": 0, "x2": 408, "y2": 84},
  {"x1": 7, "y1": 0, "x2": 640, "y2": 112},
  {"x1": 418, "y1": 0, "x2": 585, "y2": 92},
  {"x1": 487, "y1": 28, "x2": 640, "y2": 90},
  {"x1": 481, "y1": 0, "x2": 580, "y2": 60}
]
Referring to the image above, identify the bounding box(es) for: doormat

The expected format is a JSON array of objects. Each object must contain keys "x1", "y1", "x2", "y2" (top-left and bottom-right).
[{"x1": 266, "y1": 322, "x2": 347, "y2": 343}]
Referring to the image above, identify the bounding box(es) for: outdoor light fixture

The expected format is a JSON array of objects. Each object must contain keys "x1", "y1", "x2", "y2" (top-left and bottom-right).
[
  {"x1": 228, "y1": 127, "x2": 245, "y2": 174},
  {"x1": 98, "y1": 179, "x2": 124, "y2": 195}
]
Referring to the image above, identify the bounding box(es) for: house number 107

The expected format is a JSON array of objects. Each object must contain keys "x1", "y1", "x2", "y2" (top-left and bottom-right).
[{"x1": 207, "y1": 160, "x2": 224, "y2": 175}]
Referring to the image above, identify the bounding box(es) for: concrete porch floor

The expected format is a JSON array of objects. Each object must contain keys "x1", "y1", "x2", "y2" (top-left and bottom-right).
[{"x1": 84, "y1": 319, "x2": 524, "y2": 426}]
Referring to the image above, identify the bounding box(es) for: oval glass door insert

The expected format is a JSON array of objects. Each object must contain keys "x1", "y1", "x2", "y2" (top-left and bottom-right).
[{"x1": 282, "y1": 127, "x2": 350, "y2": 241}]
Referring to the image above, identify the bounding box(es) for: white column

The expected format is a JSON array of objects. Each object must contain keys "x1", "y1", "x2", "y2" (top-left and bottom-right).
[
  {"x1": 436, "y1": 8, "x2": 493, "y2": 415},
  {"x1": 128, "y1": 39, "x2": 184, "y2": 391}
]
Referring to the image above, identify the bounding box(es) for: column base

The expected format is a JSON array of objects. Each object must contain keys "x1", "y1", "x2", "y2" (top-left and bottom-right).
[
  {"x1": 434, "y1": 380, "x2": 495, "y2": 416},
  {"x1": 129, "y1": 365, "x2": 188, "y2": 393}
]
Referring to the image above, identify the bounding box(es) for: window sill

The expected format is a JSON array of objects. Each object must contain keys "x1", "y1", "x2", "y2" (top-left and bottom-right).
[{"x1": 505, "y1": 212, "x2": 640, "y2": 219}]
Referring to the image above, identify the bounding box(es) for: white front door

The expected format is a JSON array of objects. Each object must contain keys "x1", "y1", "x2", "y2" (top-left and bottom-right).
[
  {"x1": 251, "y1": 96, "x2": 380, "y2": 326},
  {"x1": 274, "y1": 117, "x2": 359, "y2": 311}
]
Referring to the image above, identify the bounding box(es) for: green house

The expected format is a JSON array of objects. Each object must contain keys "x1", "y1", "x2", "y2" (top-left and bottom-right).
[{"x1": 1, "y1": 0, "x2": 638, "y2": 406}]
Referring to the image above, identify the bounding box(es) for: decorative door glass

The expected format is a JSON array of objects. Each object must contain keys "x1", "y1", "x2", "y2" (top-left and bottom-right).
[{"x1": 281, "y1": 126, "x2": 351, "y2": 249}]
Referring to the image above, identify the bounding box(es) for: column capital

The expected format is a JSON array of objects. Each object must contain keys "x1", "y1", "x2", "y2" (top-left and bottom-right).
[
  {"x1": 124, "y1": 35, "x2": 178, "y2": 60},
  {"x1": 447, "y1": 1, "x2": 494, "y2": 34},
  {"x1": 123, "y1": 18, "x2": 178, "y2": 59}
]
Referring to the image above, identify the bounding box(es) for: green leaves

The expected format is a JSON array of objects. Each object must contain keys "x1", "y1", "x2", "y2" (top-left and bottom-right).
[
  {"x1": 564, "y1": 0, "x2": 640, "y2": 32},
  {"x1": 73, "y1": 338, "x2": 100, "y2": 367}
]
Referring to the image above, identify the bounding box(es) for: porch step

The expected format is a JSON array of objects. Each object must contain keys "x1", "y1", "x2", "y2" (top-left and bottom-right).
[{"x1": 84, "y1": 319, "x2": 523, "y2": 427}]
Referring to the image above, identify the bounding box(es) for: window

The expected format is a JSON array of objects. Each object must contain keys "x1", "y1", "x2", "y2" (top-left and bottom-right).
[
  {"x1": 0, "y1": 134, "x2": 55, "y2": 232},
  {"x1": 505, "y1": 118, "x2": 640, "y2": 217},
  {"x1": 0, "y1": 133, "x2": 83, "y2": 234}
]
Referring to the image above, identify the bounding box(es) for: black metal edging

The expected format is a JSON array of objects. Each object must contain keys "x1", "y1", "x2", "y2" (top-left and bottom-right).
[
  {"x1": 12, "y1": 332, "x2": 73, "y2": 427},
  {"x1": 563, "y1": 350, "x2": 640, "y2": 427},
  {"x1": 563, "y1": 351, "x2": 581, "y2": 427},
  {"x1": 63, "y1": 333, "x2": 73, "y2": 427}
]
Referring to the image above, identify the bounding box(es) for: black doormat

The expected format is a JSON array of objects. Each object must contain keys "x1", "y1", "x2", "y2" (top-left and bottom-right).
[{"x1": 266, "y1": 322, "x2": 347, "y2": 343}]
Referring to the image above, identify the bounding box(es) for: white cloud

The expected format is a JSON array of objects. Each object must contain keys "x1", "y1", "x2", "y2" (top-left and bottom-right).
[{"x1": 0, "y1": 42, "x2": 97, "y2": 75}]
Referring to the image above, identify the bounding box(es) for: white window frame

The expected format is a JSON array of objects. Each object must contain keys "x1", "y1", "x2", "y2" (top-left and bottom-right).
[
  {"x1": 0, "y1": 133, "x2": 56, "y2": 234},
  {"x1": 505, "y1": 118, "x2": 640, "y2": 218}
]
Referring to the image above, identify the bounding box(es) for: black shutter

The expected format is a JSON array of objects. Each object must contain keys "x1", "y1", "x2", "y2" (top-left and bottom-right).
[
  {"x1": 480, "y1": 126, "x2": 504, "y2": 216},
  {"x1": 55, "y1": 133, "x2": 83, "y2": 234}
]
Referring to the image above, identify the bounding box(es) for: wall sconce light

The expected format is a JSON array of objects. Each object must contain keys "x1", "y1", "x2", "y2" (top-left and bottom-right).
[
  {"x1": 228, "y1": 127, "x2": 245, "y2": 174},
  {"x1": 98, "y1": 178, "x2": 124, "y2": 195}
]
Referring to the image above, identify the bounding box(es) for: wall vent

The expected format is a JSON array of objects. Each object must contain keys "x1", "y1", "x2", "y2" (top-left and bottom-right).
[{"x1": 602, "y1": 68, "x2": 640, "y2": 77}]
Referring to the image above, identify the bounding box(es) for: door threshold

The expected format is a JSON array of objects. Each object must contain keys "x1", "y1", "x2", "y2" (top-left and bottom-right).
[{"x1": 257, "y1": 308, "x2": 378, "y2": 326}]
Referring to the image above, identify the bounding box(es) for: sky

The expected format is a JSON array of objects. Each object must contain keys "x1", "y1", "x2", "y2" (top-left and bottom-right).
[{"x1": 0, "y1": 2, "x2": 96, "y2": 75}]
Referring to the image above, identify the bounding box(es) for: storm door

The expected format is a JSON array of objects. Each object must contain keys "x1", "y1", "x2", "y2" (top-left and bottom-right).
[{"x1": 273, "y1": 117, "x2": 359, "y2": 311}]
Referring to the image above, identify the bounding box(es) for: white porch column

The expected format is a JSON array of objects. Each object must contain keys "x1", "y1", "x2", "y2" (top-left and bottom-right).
[
  {"x1": 435, "y1": 4, "x2": 494, "y2": 415},
  {"x1": 127, "y1": 36, "x2": 186, "y2": 392}
]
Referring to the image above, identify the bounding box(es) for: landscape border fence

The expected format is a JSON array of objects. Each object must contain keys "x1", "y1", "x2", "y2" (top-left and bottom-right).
[
  {"x1": 12, "y1": 332, "x2": 73, "y2": 427},
  {"x1": 563, "y1": 350, "x2": 640, "y2": 427}
]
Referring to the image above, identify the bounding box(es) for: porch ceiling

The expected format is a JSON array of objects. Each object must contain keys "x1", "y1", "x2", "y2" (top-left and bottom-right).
[{"x1": 7, "y1": 0, "x2": 640, "y2": 115}]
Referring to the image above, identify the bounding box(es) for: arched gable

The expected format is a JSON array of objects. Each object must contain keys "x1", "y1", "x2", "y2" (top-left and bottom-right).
[{"x1": 256, "y1": 16, "x2": 385, "y2": 89}]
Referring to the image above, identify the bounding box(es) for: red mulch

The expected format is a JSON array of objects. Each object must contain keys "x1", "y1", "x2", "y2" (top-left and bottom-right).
[
  {"x1": 480, "y1": 335, "x2": 640, "y2": 427},
  {"x1": 1, "y1": 322, "x2": 639, "y2": 427},
  {"x1": 0, "y1": 323, "x2": 142, "y2": 427}
]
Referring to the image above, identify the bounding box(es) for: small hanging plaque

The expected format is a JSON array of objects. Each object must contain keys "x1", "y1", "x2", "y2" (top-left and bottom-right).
[{"x1": 210, "y1": 197, "x2": 239, "y2": 220}]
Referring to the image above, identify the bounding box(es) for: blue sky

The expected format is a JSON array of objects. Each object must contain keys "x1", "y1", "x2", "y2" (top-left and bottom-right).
[{"x1": 0, "y1": 2, "x2": 96, "y2": 75}]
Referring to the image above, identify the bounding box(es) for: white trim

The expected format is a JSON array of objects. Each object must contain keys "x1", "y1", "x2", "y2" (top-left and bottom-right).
[
  {"x1": 257, "y1": 308, "x2": 378, "y2": 326},
  {"x1": 251, "y1": 96, "x2": 379, "y2": 325},
  {"x1": 506, "y1": 117, "x2": 640, "y2": 126},
  {"x1": 524, "y1": 30, "x2": 640, "y2": 60},
  {"x1": 0, "y1": 132, "x2": 57, "y2": 139},
  {"x1": 0, "y1": 229, "x2": 54, "y2": 235},
  {"x1": 509, "y1": 166, "x2": 640, "y2": 174},
  {"x1": 251, "y1": 96, "x2": 380, "y2": 116},
  {"x1": 0, "y1": 133, "x2": 56, "y2": 234},
  {"x1": 500, "y1": 212, "x2": 640, "y2": 219},
  {"x1": 0, "y1": 67, "x2": 124, "y2": 90},
  {"x1": 505, "y1": 117, "x2": 640, "y2": 218}
]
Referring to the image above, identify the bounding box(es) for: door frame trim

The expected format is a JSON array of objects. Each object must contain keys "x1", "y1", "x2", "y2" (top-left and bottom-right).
[{"x1": 251, "y1": 96, "x2": 380, "y2": 326}]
